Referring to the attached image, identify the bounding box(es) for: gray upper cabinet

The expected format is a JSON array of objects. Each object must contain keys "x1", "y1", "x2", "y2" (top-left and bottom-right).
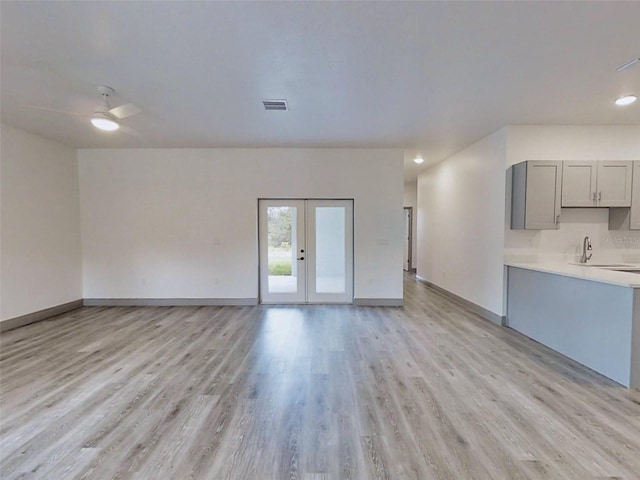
[
  {"x1": 562, "y1": 160, "x2": 632, "y2": 207},
  {"x1": 511, "y1": 161, "x2": 562, "y2": 230},
  {"x1": 561, "y1": 161, "x2": 597, "y2": 206},
  {"x1": 598, "y1": 161, "x2": 633, "y2": 207}
]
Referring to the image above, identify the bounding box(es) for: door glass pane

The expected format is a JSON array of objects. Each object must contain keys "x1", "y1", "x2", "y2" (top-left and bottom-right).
[
  {"x1": 267, "y1": 206, "x2": 298, "y2": 293},
  {"x1": 315, "y1": 207, "x2": 345, "y2": 293}
]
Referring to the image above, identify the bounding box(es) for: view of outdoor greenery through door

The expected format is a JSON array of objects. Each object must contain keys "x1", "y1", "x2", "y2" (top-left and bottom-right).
[{"x1": 267, "y1": 207, "x2": 295, "y2": 276}]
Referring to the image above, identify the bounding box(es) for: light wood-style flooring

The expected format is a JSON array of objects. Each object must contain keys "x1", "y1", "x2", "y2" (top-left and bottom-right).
[{"x1": 1, "y1": 274, "x2": 639, "y2": 479}]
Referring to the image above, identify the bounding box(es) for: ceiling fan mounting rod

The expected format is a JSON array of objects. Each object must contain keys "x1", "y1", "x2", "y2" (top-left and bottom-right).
[
  {"x1": 97, "y1": 85, "x2": 115, "y2": 97},
  {"x1": 96, "y1": 85, "x2": 115, "y2": 113}
]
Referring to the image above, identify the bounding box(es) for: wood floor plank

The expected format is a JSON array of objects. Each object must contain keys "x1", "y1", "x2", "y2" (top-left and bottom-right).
[{"x1": 1, "y1": 274, "x2": 639, "y2": 479}]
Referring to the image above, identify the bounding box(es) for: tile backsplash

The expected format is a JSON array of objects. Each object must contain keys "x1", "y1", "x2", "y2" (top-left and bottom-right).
[{"x1": 504, "y1": 208, "x2": 640, "y2": 264}]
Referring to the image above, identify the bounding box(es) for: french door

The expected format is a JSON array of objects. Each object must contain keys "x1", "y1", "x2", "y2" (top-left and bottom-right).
[{"x1": 259, "y1": 199, "x2": 353, "y2": 304}]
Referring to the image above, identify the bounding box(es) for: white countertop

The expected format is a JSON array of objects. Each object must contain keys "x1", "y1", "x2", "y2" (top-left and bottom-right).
[{"x1": 505, "y1": 261, "x2": 640, "y2": 288}]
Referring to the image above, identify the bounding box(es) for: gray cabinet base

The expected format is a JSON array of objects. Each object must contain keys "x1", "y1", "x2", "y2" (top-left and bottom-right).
[{"x1": 507, "y1": 267, "x2": 639, "y2": 388}]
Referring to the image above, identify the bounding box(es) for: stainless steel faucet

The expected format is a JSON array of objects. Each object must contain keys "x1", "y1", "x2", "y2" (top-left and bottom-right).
[{"x1": 580, "y1": 236, "x2": 593, "y2": 264}]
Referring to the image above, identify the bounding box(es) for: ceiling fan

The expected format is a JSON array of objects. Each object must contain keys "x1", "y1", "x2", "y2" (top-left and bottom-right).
[{"x1": 25, "y1": 85, "x2": 141, "y2": 132}]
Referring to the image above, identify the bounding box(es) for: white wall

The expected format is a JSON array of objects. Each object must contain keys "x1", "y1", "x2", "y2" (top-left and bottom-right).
[
  {"x1": 505, "y1": 126, "x2": 640, "y2": 264},
  {"x1": 417, "y1": 128, "x2": 507, "y2": 318},
  {"x1": 1, "y1": 124, "x2": 82, "y2": 321},
  {"x1": 78, "y1": 148, "x2": 404, "y2": 301},
  {"x1": 403, "y1": 182, "x2": 418, "y2": 269}
]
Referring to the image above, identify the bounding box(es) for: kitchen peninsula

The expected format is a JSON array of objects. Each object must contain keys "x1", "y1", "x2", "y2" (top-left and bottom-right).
[{"x1": 505, "y1": 261, "x2": 640, "y2": 388}]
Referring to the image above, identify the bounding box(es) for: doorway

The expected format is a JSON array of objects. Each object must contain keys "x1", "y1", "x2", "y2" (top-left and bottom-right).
[
  {"x1": 259, "y1": 199, "x2": 354, "y2": 304},
  {"x1": 404, "y1": 207, "x2": 413, "y2": 271}
]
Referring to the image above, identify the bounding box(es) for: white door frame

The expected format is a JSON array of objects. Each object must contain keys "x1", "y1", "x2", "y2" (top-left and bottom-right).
[
  {"x1": 306, "y1": 199, "x2": 353, "y2": 304},
  {"x1": 259, "y1": 199, "x2": 306, "y2": 303},
  {"x1": 258, "y1": 198, "x2": 354, "y2": 304},
  {"x1": 403, "y1": 207, "x2": 413, "y2": 271}
]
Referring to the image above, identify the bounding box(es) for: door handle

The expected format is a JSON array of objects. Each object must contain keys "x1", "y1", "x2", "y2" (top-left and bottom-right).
[{"x1": 297, "y1": 256, "x2": 305, "y2": 260}]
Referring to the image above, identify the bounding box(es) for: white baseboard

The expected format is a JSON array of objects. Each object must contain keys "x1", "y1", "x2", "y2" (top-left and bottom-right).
[
  {"x1": 83, "y1": 298, "x2": 259, "y2": 307},
  {"x1": 416, "y1": 276, "x2": 505, "y2": 326},
  {"x1": 0, "y1": 300, "x2": 83, "y2": 332},
  {"x1": 353, "y1": 298, "x2": 403, "y2": 306}
]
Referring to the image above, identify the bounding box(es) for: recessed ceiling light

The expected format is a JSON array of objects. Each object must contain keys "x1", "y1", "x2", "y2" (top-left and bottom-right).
[
  {"x1": 91, "y1": 112, "x2": 120, "y2": 131},
  {"x1": 615, "y1": 95, "x2": 637, "y2": 106},
  {"x1": 413, "y1": 156, "x2": 424, "y2": 164}
]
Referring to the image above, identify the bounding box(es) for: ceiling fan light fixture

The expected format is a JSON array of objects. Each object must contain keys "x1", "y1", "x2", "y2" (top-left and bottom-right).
[
  {"x1": 615, "y1": 95, "x2": 637, "y2": 106},
  {"x1": 91, "y1": 113, "x2": 120, "y2": 131}
]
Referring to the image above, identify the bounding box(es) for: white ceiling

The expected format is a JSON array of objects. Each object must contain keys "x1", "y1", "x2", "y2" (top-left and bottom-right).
[{"x1": 2, "y1": 1, "x2": 639, "y2": 182}]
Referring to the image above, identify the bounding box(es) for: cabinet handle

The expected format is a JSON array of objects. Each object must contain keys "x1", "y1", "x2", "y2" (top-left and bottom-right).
[
  {"x1": 556, "y1": 215, "x2": 560, "y2": 225},
  {"x1": 599, "y1": 191, "x2": 602, "y2": 202},
  {"x1": 593, "y1": 192, "x2": 597, "y2": 202}
]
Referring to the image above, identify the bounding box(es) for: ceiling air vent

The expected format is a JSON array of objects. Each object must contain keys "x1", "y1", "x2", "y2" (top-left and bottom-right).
[{"x1": 263, "y1": 99, "x2": 288, "y2": 111}]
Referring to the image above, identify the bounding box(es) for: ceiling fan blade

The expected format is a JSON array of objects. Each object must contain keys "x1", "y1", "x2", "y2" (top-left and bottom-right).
[
  {"x1": 109, "y1": 103, "x2": 141, "y2": 119},
  {"x1": 23, "y1": 105, "x2": 88, "y2": 117},
  {"x1": 119, "y1": 124, "x2": 142, "y2": 137}
]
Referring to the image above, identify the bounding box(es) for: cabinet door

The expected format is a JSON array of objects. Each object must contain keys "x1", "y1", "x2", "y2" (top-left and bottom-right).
[
  {"x1": 525, "y1": 161, "x2": 562, "y2": 229},
  {"x1": 562, "y1": 161, "x2": 597, "y2": 207},
  {"x1": 597, "y1": 161, "x2": 632, "y2": 207},
  {"x1": 630, "y1": 161, "x2": 640, "y2": 229}
]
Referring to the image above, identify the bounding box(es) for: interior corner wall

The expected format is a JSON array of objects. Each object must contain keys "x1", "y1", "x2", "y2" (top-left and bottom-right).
[
  {"x1": 78, "y1": 148, "x2": 404, "y2": 302},
  {"x1": 417, "y1": 128, "x2": 507, "y2": 318},
  {"x1": 1, "y1": 124, "x2": 82, "y2": 322},
  {"x1": 403, "y1": 182, "x2": 418, "y2": 269}
]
